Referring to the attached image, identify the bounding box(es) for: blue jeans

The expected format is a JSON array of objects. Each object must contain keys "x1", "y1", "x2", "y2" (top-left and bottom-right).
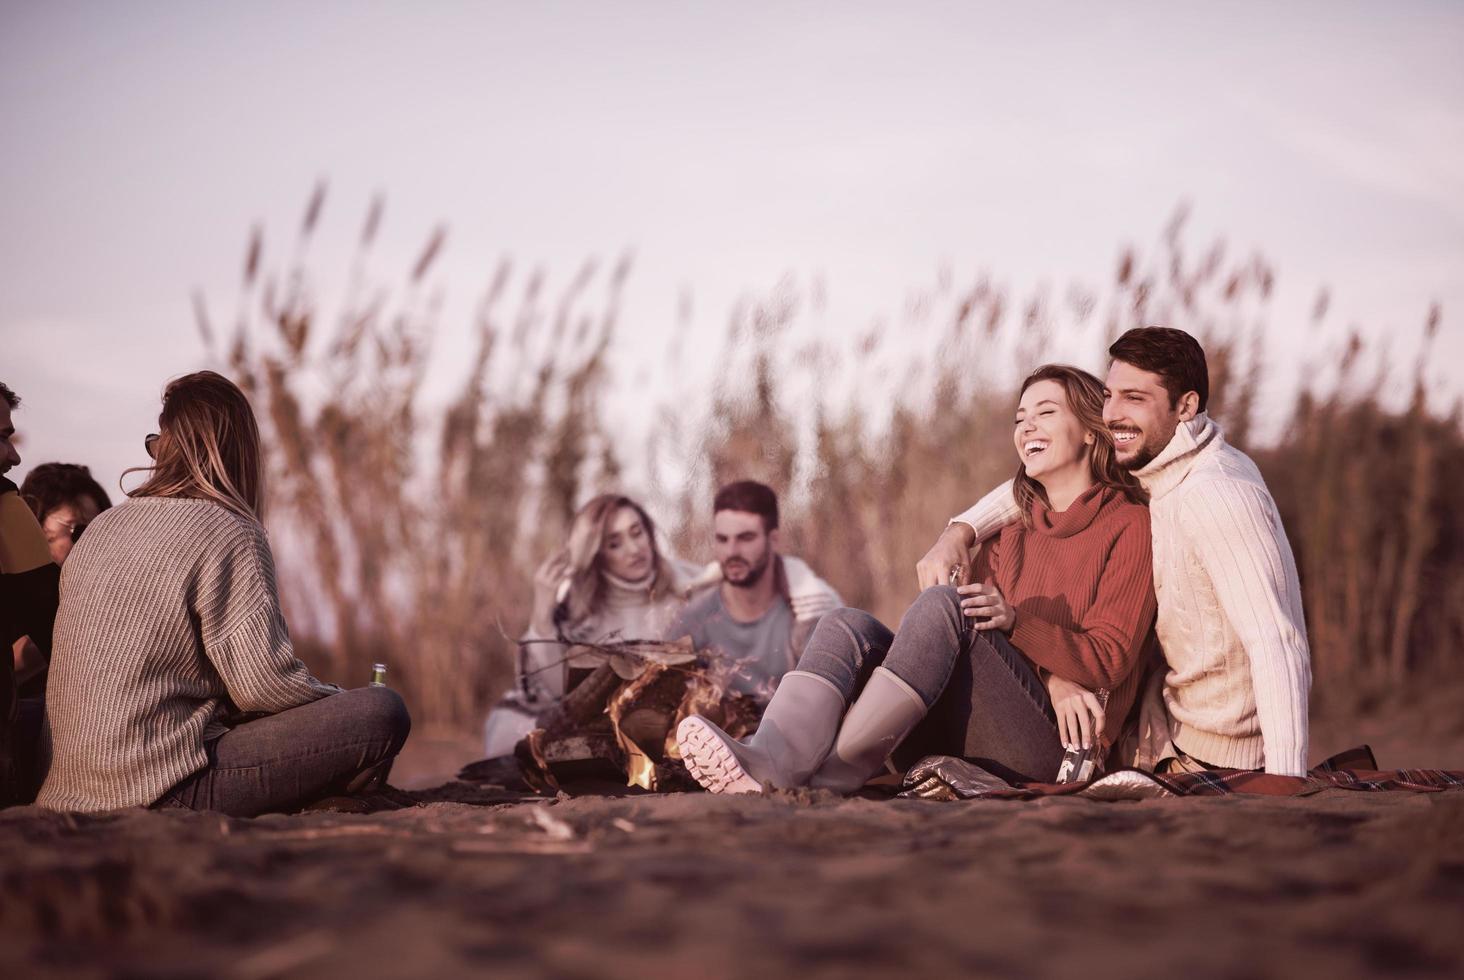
[
  {"x1": 156, "y1": 687, "x2": 411, "y2": 816},
  {"x1": 796, "y1": 586, "x2": 1065, "y2": 783}
]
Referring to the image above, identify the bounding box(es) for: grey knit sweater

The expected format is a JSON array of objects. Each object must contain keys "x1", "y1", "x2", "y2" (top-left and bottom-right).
[{"x1": 37, "y1": 497, "x2": 339, "y2": 812}]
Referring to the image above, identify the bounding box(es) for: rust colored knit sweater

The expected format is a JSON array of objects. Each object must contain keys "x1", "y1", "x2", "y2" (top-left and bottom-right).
[{"x1": 979, "y1": 483, "x2": 1155, "y2": 746}]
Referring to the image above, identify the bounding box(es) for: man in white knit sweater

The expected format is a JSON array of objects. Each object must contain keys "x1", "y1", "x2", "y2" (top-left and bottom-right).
[{"x1": 918, "y1": 328, "x2": 1311, "y2": 776}]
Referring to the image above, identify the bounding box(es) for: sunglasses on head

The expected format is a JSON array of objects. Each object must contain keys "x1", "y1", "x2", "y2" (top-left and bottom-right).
[{"x1": 145, "y1": 432, "x2": 160, "y2": 459}]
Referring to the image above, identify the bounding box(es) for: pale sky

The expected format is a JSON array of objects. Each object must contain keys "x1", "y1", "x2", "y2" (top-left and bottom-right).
[{"x1": 3, "y1": 1, "x2": 1461, "y2": 501}]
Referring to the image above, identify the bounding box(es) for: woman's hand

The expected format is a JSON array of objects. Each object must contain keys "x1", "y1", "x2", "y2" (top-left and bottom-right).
[
  {"x1": 531, "y1": 549, "x2": 572, "y2": 635},
  {"x1": 12, "y1": 635, "x2": 46, "y2": 684},
  {"x1": 957, "y1": 582, "x2": 1015, "y2": 633},
  {"x1": 1046, "y1": 674, "x2": 1106, "y2": 750}
]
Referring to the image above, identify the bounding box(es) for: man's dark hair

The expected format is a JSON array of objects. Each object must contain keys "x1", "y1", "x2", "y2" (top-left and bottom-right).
[
  {"x1": 0, "y1": 382, "x2": 18, "y2": 410},
  {"x1": 20, "y1": 463, "x2": 113, "y2": 522},
  {"x1": 713, "y1": 480, "x2": 779, "y2": 532},
  {"x1": 1108, "y1": 326, "x2": 1209, "y2": 411}
]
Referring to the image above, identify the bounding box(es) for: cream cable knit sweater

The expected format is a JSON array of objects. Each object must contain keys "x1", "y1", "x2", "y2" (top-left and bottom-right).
[
  {"x1": 951, "y1": 415, "x2": 1312, "y2": 775},
  {"x1": 38, "y1": 497, "x2": 340, "y2": 812}
]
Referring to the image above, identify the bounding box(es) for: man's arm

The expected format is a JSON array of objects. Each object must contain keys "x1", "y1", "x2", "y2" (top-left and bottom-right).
[
  {"x1": 1184, "y1": 485, "x2": 1312, "y2": 777},
  {"x1": 915, "y1": 480, "x2": 1021, "y2": 589},
  {"x1": 0, "y1": 481, "x2": 60, "y2": 654}
]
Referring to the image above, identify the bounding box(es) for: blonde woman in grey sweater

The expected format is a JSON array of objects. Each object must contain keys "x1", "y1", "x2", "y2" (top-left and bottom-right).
[
  {"x1": 483, "y1": 494, "x2": 713, "y2": 757},
  {"x1": 38, "y1": 372, "x2": 409, "y2": 815}
]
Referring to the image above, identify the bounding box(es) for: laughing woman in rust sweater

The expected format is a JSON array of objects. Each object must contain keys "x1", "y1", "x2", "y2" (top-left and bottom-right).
[{"x1": 678, "y1": 364, "x2": 1155, "y2": 793}]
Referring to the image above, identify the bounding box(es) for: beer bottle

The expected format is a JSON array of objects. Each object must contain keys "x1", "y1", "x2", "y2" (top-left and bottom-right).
[{"x1": 1055, "y1": 689, "x2": 1110, "y2": 784}]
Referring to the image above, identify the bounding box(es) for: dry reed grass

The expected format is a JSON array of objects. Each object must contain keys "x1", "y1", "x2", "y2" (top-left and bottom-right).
[{"x1": 198, "y1": 190, "x2": 1462, "y2": 735}]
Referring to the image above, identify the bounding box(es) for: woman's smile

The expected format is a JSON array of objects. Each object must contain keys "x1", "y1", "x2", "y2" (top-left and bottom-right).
[{"x1": 1013, "y1": 378, "x2": 1094, "y2": 489}]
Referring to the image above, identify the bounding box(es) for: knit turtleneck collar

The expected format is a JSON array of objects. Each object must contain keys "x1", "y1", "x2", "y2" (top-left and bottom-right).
[
  {"x1": 1133, "y1": 413, "x2": 1223, "y2": 501},
  {"x1": 601, "y1": 567, "x2": 658, "y2": 606},
  {"x1": 1029, "y1": 482, "x2": 1111, "y2": 539}
]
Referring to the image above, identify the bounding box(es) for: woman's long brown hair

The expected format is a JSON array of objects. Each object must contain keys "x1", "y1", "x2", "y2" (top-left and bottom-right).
[
  {"x1": 1012, "y1": 364, "x2": 1146, "y2": 526},
  {"x1": 562, "y1": 494, "x2": 673, "y2": 624},
  {"x1": 127, "y1": 371, "x2": 264, "y2": 522}
]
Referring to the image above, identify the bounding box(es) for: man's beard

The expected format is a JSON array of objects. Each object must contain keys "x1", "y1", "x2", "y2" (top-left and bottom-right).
[
  {"x1": 1112, "y1": 427, "x2": 1163, "y2": 470},
  {"x1": 722, "y1": 554, "x2": 771, "y2": 589}
]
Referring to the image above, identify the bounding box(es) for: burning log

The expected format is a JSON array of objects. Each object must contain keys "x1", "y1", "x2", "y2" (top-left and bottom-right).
[{"x1": 513, "y1": 638, "x2": 764, "y2": 793}]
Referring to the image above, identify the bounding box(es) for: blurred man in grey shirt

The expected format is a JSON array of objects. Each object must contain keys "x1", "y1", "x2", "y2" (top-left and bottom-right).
[{"x1": 668, "y1": 480, "x2": 841, "y2": 701}]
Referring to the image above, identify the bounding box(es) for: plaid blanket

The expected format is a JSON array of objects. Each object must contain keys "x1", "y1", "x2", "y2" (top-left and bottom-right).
[{"x1": 899, "y1": 745, "x2": 1464, "y2": 801}]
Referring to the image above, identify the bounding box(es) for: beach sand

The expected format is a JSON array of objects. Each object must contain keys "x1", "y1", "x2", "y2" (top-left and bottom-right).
[
  {"x1": 4, "y1": 697, "x2": 1463, "y2": 979},
  {"x1": 5, "y1": 783, "x2": 1463, "y2": 977}
]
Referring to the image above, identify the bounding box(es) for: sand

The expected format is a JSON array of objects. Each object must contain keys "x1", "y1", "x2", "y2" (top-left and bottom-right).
[
  {"x1": 5, "y1": 687, "x2": 1464, "y2": 979},
  {"x1": 3, "y1": 776, "x2": 1463, "y2": 978}
]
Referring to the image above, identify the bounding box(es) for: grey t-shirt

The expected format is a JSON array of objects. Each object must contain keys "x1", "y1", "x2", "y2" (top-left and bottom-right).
[{"x1": 668, "y1": 588, "x2": 795, "y2": 699}]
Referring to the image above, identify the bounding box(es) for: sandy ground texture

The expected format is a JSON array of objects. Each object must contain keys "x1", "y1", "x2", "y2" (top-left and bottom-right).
[
  {"x1": 5, "y1": 684, "x2": 1464, "y2": 979},
  {"x1": 3, "y1": 774, "x2": 1463, "y2": 979}
]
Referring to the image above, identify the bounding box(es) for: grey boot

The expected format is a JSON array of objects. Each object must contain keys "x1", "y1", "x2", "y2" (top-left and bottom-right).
[
  {"x1": 810, "y1": 667, "x2": 927, "y2": 794},
  {"x1": 677, "y1": 671, "x2": 846, "y2": 794}
]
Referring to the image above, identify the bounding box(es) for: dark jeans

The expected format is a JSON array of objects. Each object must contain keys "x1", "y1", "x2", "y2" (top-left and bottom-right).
[
  {"x1": 15, "y1": 697, "x2": 45, "y2": 803},
  {"x1": 157, "y1": 687, "x2": 411, "y2": 817},
  {"x1": 0, "y1": 697, "x2": 45, "y2": 807},
  {"x1": 797, "y1": 586, "x2": 1064, "y2": 783}
]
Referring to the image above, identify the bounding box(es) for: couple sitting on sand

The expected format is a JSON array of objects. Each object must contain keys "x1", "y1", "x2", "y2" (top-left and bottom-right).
[
  {"x1": 677, "y1": 326, "x2": 1311, "y2": 794},
  {"x1": 485, "y1": 480, "x2": 842, "y2": 764}
]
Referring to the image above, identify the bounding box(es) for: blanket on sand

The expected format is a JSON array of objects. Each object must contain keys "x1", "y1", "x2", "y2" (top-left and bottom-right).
[{"x1": 900, "y1": 746, "x2": 1464, "y2": 801}]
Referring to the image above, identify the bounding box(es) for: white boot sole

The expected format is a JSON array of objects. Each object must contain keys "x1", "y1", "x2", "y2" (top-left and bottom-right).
[{"x1": 676, "y1": 716, "x2": 764, "y2": 795}]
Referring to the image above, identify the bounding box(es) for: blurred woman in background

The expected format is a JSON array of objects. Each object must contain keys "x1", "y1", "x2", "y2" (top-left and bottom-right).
[
  {"x1": 11, "y1": 463, "x2": 113, "y2": 699},
  {"x1": 22, "y1": 462, "x2": 112, "y2": 567},
  {"x1": 483, "y1": 493, "x2": 712, "y2": 757},
  {"x1": 38, "y1": 371, "x2": 409, "y2": 816}
]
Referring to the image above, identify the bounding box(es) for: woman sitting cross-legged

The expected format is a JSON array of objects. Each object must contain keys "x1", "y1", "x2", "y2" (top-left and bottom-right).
[
  {"x1": 677, "y1": 364, "x2": 1156, "y2": 793},
  {"x1": 37, "y1": 371, "x2": 409, "y2": 816}
]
